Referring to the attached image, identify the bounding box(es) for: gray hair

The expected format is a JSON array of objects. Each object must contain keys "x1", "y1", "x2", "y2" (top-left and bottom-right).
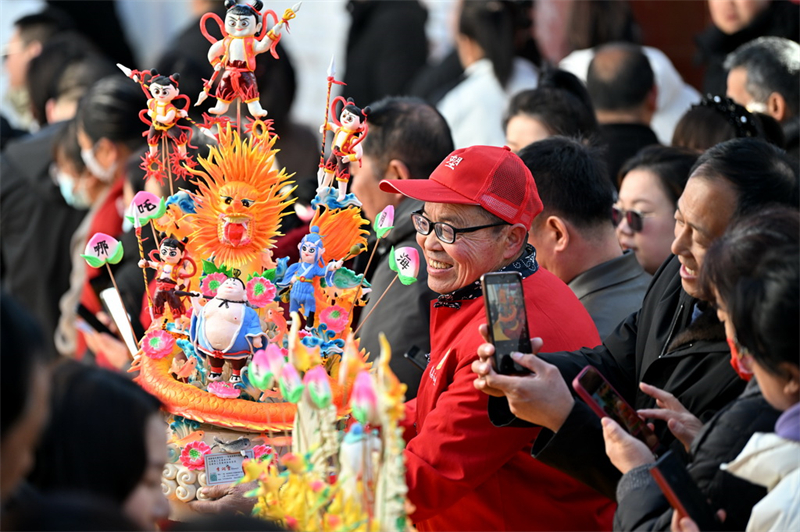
[{"x1": 724, "y1": 37, "x2": 800, "y2": 117}]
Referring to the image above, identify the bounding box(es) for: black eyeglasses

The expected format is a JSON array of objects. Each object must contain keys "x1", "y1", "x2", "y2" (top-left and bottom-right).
[
  {"x1": 411, "y1": 210, "x2": 507, "y2": 244},
  {"x1": 612, "y1": 206, "x2": 650, "y2": 233}
]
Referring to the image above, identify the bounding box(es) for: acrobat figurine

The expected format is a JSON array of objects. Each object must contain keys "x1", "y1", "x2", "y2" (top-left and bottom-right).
[
  {"x1": 317, "y1": 98, "x2": 370, "y2": 202},
  {"x1": 278, "y1": 227, "x2": 343, "y2": 328},
  {"x1": 198, "y1": 0, "x2": 300, "y2": 118},
  {"x1": 139, "y1": 236, "x2": 195, "y2": 324},
  {"x1": 190, "y1": 276, "x2": 265, "y2": 383},
  {"x1": 146, "y1": 72, "x2": 190, "y2": 156}
]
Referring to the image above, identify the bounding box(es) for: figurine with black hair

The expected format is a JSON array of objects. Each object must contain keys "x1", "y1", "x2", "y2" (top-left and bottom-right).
[
  {"x1": 190, "y1": 276, "x2": 266, "y2": 383},
  {"x1": 317, "y1": 97, "x2": 370, "y2": 204},
  {"x1": 146, "y1": 72, "x2": 190, "y2": 156},
  {"x1": 138, "y1": 235, "x2": 195, "y2": 325},
  {"x1": 198, "y1": 0, "x2": 301, "y2": 118},
  {"x1": 278, "y1": 227, "x2": 343, "y2": 329}
]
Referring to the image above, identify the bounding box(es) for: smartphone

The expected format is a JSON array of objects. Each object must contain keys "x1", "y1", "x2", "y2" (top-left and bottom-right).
[
  {"x1": 572, "y1": 365, "x2": 660, "y2": 452},
  {"x1": 76, "y1": 303, "x2": 114, "y2": 337},
  {"x1": 481, "y1": 272, "x2": 532, "y2": 375},
  {"x1": 99, "y1": 288, "x2": 139, "y2": 358},
  {"x1": 650, "y1": 450, "x2": 719, "y2": 531},
  {"x1": 404, "y1": 345, "x2": 428, "y2": 372}
]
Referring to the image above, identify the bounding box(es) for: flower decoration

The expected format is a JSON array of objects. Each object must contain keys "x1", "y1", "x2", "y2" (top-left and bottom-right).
[
  {"x1": 207, "y1": 381, "x2": 240, "y2": 399},
  {"x1": 140, "y1": 151, "x2": 166, "y2": 184},
  {"x1": 126, "y1": 191, "x2": 166, "y2": 226},
  {"x1": 246, "y1": 276, "x2": 276, "y2": 308},
  {"x1": 350, "y1": 370, "x2": 379, "y2": 425},
  {"x1": 170, "y1": 150, "x2": 197, "y2": 181},
  {"x1": 303, "y1": 365, "x2": 332, "y2": 409},
  {"x1": 180, "y1": 440, "x2": 211, "y2": 470},
  {"x1": 200, "y1": 272, "x2": 227, "y2": 297},
  {"x1": 278, "y1": 363, "x2": 304, "y2": 404},
  {"x1": 319, "y1": 305, "x2": 349, "y2": 334},
  {"x1": 252, "y1": 444, "x2": 274, "y2": 462},
  {"x1": 142, "y1": 329, "x2": 176, "y2": 359},
  {"x1": 249, "y1": 344, "x2": 286, "y2": 391}
]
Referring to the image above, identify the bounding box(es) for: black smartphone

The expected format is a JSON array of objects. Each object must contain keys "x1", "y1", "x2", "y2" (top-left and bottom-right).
[
  {"x1": 404, "y1": 345, "x2": 428, "y2": 372},
  {"x1": 572, "y1": 365, "x2": 661, "y2": 452},
  {"x1": 650, "y1": 450, "x2": 719, "y2": 531},
  {"x1": 75, "y1": 303, "x2": 114, "y2": 337},
  {"x1": 481, "y1": 272, "x2": 532, "y2": 375}
]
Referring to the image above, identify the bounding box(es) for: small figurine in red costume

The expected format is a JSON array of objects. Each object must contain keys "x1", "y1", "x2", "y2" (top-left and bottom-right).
[
  {"x1": 146, "y1": 72, "x2": 190, "y2": 157},
  {"x1": 317, "y1": 97, "x2": 370, "y2": 203}
]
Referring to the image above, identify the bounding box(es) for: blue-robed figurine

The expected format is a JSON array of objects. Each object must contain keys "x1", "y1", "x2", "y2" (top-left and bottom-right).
[{"x1": 278, "y1": 226, "x2": 342, "y2": 328}]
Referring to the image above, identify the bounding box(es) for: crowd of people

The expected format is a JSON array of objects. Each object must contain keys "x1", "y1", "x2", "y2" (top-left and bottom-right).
[{"x1": 2, "y1": 1, "x2": 799, "y2": 531}]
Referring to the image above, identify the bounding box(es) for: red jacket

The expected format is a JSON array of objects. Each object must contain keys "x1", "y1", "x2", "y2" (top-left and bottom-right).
[{"x1": 405, "y1": 267, "x2": 615, "y2": 531}]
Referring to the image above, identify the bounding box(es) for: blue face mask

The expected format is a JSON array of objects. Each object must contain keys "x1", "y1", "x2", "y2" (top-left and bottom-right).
[
  {"x1": 57, "y1": 172, "x2": 92, "y2": 210},
  {"x1": 121, "y1": 216, "x2": 134, "y2": 233}
]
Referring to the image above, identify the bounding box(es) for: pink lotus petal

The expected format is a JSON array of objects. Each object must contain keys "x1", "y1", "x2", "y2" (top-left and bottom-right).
[
  {"x1": 142, "y1": 329, "x2": 175, "y2": 359},
  {"x1": 207, "y1": 381, "x2": 240, "y2": 399},
  {"x1": 350, "y1": 370, "x2": 379, "y2": 425}
]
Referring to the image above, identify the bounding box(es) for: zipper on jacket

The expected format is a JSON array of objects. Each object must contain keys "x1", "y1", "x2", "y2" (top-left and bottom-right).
[{"x1": 659, "y1": 302, "x2": 684, "y2": 359}]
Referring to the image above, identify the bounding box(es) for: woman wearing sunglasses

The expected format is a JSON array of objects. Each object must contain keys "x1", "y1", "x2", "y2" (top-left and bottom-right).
[{"x1": 615, "y1": 146, "x2": 698, "y2": 274}]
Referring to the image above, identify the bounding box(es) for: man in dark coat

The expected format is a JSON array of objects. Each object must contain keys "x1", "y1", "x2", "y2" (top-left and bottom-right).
[
  {"x1": 343, "y1": 0, "x2": 428, "y2": 107},
  {"x1": 472, "y1": 138, "x2": 799, "y2": 500}
]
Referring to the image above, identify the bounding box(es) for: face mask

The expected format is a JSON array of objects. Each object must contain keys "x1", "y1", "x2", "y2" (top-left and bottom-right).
[
  {"x1": 726, "y1": 338, "x2": 754, "y2": 381},
  {"x1": 81, "y1": 146, "x2": 117, "y2": 182},
  {"x1": 57, "y1": 173, "x2": 92, "y2": 210}
]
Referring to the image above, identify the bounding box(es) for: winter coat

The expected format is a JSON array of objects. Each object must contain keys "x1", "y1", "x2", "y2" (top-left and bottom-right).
[
  {"x1": 490, "y1": 255, "x2": 747, "y2": 500},
  {"x1": 723, "y1": 432, "x2": 800, "y2": 532},
  {"x1": 405, "y1": 266, "x2": 615, "y2": 531},
  {"x1": 613, "y1": 380, "x2": 781, "y2": 531}
]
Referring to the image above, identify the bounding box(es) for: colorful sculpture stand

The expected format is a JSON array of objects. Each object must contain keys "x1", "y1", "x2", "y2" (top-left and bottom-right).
[{"x1": 316, "y1": 97, "x2": 370, "y2": 205}]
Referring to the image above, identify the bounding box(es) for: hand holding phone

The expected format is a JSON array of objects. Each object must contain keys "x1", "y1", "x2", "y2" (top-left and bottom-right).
[
  {"x1": 573, "y1": 366, "x2": 661, "y2": 452},
  {"x1": 481, "y1": 272, "x2": 532, "y2": 375},
  {"x1": 650, "y1": 451, "x2": 720, "y2": 531}
]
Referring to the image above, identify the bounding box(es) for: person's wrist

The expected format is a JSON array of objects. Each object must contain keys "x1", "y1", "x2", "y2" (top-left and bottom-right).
[{"x1": 549, "y1": 395, "x2": 574, "y2": 432}]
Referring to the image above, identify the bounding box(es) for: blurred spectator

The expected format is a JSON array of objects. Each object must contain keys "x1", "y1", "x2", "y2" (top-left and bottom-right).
[
  {"x1": 342, "y1": 0, "x2": 428, "y2": 107},
  {"x1": 587, "y1": 43, "x2": 660, "y2": 183},
  {"x1": 7, "y1": 493, "x2": 139, "y2": 531},
  {"x1": 696, "y1": 0, "x2": 799, "y2": 96},
  {"x1": 672, "y1": 94, "x2": 761, "y2": 152},
  {"x1": 0, "y1": 294, "x2": 51, "y2": 508},
  {"x1": 410, "y1": 1, "x2": 540, "y2": 106},
  {"x1": 26, "y1": 31, "x2": 116, "y2": 128},
  {"x1": 616, "y1": 146, "x2": 698, "y2": 275},
  {"x1": 503, "y1": 68, "x2": 597, "y2": 152},
  {"x1": 724, "y1": 36, "x2": 800, "y2": 158},
  {"x1": 30, "y1": 362, "x2": 169, "y2": 530},
  {"x1": 559, "y1": 0, "x2": 700, "y2": 145},
  {"x1": 437, "y1": 0, "x2": 539, "y2": 148},
  {"x1": 55, "y1": 75, "x2": 146, "y2": 361},
  {"x1": 519, "y1": 137, "x2": 650, "y2": 339},
  {"x1": 44, "y1": 1, "x2": 135, "y2": 67},
  {"x1": 2, "y1": 8, "x2": 73, "y2": 130},
  {"x1": 350, "y1": 96, "x2": 452, "y2": 399}
]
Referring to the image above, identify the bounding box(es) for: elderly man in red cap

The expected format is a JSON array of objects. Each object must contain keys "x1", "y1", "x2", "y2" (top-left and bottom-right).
[{"x1": 380, "y1": 145, "x2": 615, "y2": 531}]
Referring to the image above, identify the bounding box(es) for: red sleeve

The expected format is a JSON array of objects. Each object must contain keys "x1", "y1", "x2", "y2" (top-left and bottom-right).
[
  {"x1": 400, "y1": 398, "x2": 417, "y2": 444},
  {"x1": 403, "y1": 348, "x2": 539, "y2": 522}
]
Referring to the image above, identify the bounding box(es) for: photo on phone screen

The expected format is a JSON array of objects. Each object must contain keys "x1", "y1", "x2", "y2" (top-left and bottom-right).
[
  {"x1": 481, "y1": 272, "x2": 532, "y2": 374},
  {"x1": 573, "y1": 366, "x2": 660, "y2": 452}
]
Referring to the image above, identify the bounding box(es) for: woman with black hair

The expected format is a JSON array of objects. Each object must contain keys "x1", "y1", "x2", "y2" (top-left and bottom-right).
[
  {"x1": 29, "y1": 362, "x2": 169, "y2": 530},
  {"x1": 437, "y1": 0, "x2": 538, "y2": 148},
  {"x1": 55, "y1": 75, "x2": 146, "y2": 364}
]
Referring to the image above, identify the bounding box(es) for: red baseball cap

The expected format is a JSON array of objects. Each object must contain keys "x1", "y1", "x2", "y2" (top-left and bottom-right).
[{"x1": 379, "y1": 145, "x2": 543, "y2": 227}]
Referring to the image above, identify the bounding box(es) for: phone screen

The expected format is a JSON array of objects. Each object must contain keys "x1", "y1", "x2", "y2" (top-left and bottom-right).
[
  {"x1": 482, "y1": 272, "x2": 532, "y2": 374},
  {"x1": 574, "y1": 366, "x2": 660, "y2": 452}
]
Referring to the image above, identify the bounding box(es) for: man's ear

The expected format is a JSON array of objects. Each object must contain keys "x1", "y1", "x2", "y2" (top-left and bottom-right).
[
  {"x1": 385, "y1": 159, "x2": 411, "y2": 181},
  {"x1": 781, "y1": 362, "x2": 800, "y2": 397},
  {"x1": 503, "y1": 223, "x2": 529, "y2": 260},
  {"x1": 547, "y1": 215, "x2": 570, "y2": 253},
  {"x1": 767, "y1": 92, "x2": 788, "y2": 122}
]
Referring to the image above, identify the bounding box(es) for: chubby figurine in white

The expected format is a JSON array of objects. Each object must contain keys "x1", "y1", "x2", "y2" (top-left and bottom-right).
[{"x1": 190, "y1": 276, "x2": 265, "y2": 383}]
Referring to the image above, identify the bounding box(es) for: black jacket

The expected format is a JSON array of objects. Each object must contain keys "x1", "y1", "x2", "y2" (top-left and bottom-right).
[
  {"x1": 613, "y1": 380, "x2": 780, "y2": 531},
  {"x1": 343, "y1": 0, "x2": 428, "y2": 106},
  {"x1": 695, "y1": 0, "x2": 800, "y2": 96},
  {"x1": 489, "y1": 255, "x2": 747, "y2": 500}
]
